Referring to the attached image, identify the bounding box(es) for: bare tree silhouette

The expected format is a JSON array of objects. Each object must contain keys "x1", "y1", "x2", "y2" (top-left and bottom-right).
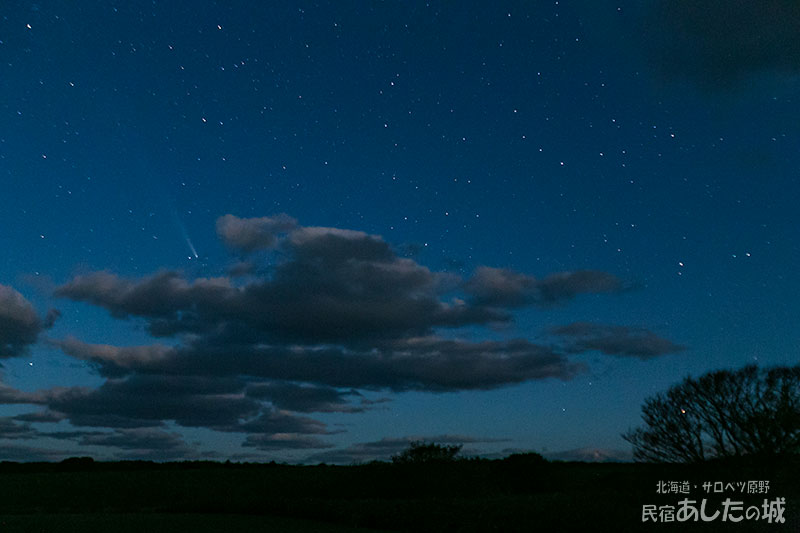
[{"x1": 624, "y1": 364, "x2": 800, "y2": 462}]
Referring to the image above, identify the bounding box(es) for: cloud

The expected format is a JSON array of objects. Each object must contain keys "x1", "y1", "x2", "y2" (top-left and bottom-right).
[
  {"x1": 13, "y1": 371, "x2": 337, "y2": 450},
  {"x1": 53, "y1": 336, "x2": 174, "y2": 377},
  {"x1": 242, "y1": 434, "x2": 334, "y2": 451},
  {"x1": 644, "y1": 0, "x2": 800, "y2": 86},
  {"x1": 13, "y1": 411, "x2": 65, "y2": 423},
  {"x1": 78, "y1": 428, "x2": 191, "y2": 453},
  {"x1": 9, "y1": 401, "x2": 328, "y2": 458},
  {"x1": 545, "y1": 447, "x2": 632, "y2": 463},
  {"x1": 236, "y1": 409, "x2": 331, "y2": 435},
  {"x1": 462, "y1": 267, "x2": 537, "y2": 307},
  {"x1": 0, "y1": 421, "x2": 198, "y2": 461},
  {"x1": 227, "y1": 260, "x2": 257, "y2": 277},
  {"x1": 54, "y1": 271, "x2": 233, "y2": 323},
  {"x1": 39, "y1": 430, "x2": 106, "y2": 441},
  {"x1": 237, "y1": 410, "x2": 337, "y2": 450},
  {"x1": 0, "y1": 417, "x2": 39, "y2": 440},
  {"x1": 216, "y1": 213, "x2": 297, "y2": 251},
  {"x1": 54, "y1": 336, "x2": 582, "y2": 391},
  {"x1": 55, "y1": 225, "x2": 624, "y2": 347},
  {"x1": 0, "y1": 284, "x2": 53, "y2": 358},
  {"x1": 464, "y1": 267, "x2": 624, "y2": 308},
  {"x1": 534, "y1": 270, "x2": 626, "y2": 304},
  {"x1": 551, "y1": 322, "x2": 685, "y2": 359},
  {"x1": 0, "y1": 444, "x2": 69, "y2": 462},
  {"x1": 43, "y1": 309, "x2": 62, "y2": 329},
  {"x1": 245, "y1": 383, "x2": 365, "y2": 413},
  {"x1": 287, "y1": 226, "x2": 395, "y2": 262},
  {"x1": 56, "y1": 260, "x2": 499, "y2": 345},
  {"x1": 0, "y1": 382, "x2": 46, "y2": 405},
  {"x1": 35, "y1": 214, "x2": 679, "y2": 454},
  {"x1": 44, "y1": 375, "x2": 258, "y2": 430}
]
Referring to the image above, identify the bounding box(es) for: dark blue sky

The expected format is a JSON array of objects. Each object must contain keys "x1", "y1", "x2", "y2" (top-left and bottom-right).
[{"x1": 1, "y1": 0, "x2": 798, "y2": 462}]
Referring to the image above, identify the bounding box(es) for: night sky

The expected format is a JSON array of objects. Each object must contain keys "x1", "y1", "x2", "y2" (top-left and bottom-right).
[{"x1": 1, "y1": 1, "x2": 799, "y2": 463}]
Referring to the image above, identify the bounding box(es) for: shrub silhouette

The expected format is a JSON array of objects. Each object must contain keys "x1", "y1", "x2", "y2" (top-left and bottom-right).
[
  {"x1": 624, "y1": 364, "x2": 800, "y2": 462},
  {"x1": 502, "y1": 451, "x2": 547, "y2": 466},
  {"x1": 391, "y1": 441, "x2": 463, "y2": 464}
]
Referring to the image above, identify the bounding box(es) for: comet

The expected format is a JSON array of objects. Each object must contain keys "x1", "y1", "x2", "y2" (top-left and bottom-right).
[
  {"x1": 185, "y1": 236, "x2": 199, "y2": 259},
  {"x1": 173, "y1": 209, "x2": 199, "y2": 259}
]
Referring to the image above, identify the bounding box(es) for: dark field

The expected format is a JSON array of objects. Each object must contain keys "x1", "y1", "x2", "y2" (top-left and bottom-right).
[{"x1": 0, "y1": 456, "x2": 798, "y2": 532}]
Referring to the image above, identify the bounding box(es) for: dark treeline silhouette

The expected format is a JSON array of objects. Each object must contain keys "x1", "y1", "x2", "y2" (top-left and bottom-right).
[
  {"x1": 624, "y1": 364, "x2": 800, "y2": 463},
  {"x1": 0, "y1": 443, "x2": 799, "y2": 530},
  {"x1": 390, "y1": 441, "x2": 462, "y2": 464},
  {"x1": 0, "y1": 453, "x2": 798, "y2": 531}
]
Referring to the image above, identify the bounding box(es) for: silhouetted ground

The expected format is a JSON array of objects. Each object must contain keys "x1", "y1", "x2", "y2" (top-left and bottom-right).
[{"x1": 0, "y1": 455, "x2": 798, "y2": 532}]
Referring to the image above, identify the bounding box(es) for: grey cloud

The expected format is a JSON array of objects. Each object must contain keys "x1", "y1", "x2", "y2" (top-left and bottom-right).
[
  {"x1": 55, "y1": 270, "x2": 233, "y2": 322},
  {"x1": 43, "y1": 309, "x2": 61, "y2": 329},
  {"x1": 41, "y1": 430, "x2": 106, "y2": 441},
  {"x1": 0, "y1": 382, "x2": 47, "y2": 405},
  {"x1": 216, "y1": 213, "x2": 297, "y2": 251},
  {"x1": 227, "y1": 260, "x2": 257, "y2": 277},
  {"x1": 46, "y1": 375, "x2": 259, "y2": 429},
  {"x1": 13, "y1": 411, "x2": 65, "y2": 423},
  {"x1": 55, "y1": 336, "x2": 583, "y2": 392},
  {"x1": 545, "y1": 447, "x2": 632, "y2": 463},
  {"x1": 237, "y1": 409, "x2": 331, "y2": 436},
  {"x1": 53, "y1": 336, "x2": 175, "y2": 377},
  {"x1": 395, "y1": 242, "x2": 425, "y2": 258},
  {"x1": 79, "y1": 428, "x2": 190, "y2": 452},
  {"x1": 242, "y1": 434, "x2": 334, "y2": 451},
  {"x1": 1, "y1": 412, "x2": 196, "y2": 459},
  {"x1": 464, "y1": 267, "x2": 624, "y2": 308},
  {"x1": 245, "y1": 382, "x2": 365, "y2": 413},
  {"x1": 287, "y1": 226, "x2": 395, "y2": 263},
  {"x1": 552, "y1": 322, "x2": 685, "y2": 359},
  {"x1": 0, "y1": 444, "x2": 70, "y2": 462},
  {"x1": 29, "y1": 372, "x2": 335, "y2": 449},
  {"x1": 362, "y1": 337, "x2": 583, "y2": 391},
  {"x1": 0, "y1": 284, "x2": 50, "y2": 357},
  {"x1": 56, "y1": 229, "x2": 504, "y2": 344},
  {"x1": 535, "y1": 270, "x2": 625, "y2": 304},
  {"x1": 463, "y1": 267, "x2": 537, "y2": 307},
  {"x1": 361, "y1": 434, "x2": 505, "y2": 448},
  {"x1": 12, "y1": 427, "x2": 196, "y2": 460},
  {"x1": 0, "y1": 417, "x2": 38, "y2": 440}
]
